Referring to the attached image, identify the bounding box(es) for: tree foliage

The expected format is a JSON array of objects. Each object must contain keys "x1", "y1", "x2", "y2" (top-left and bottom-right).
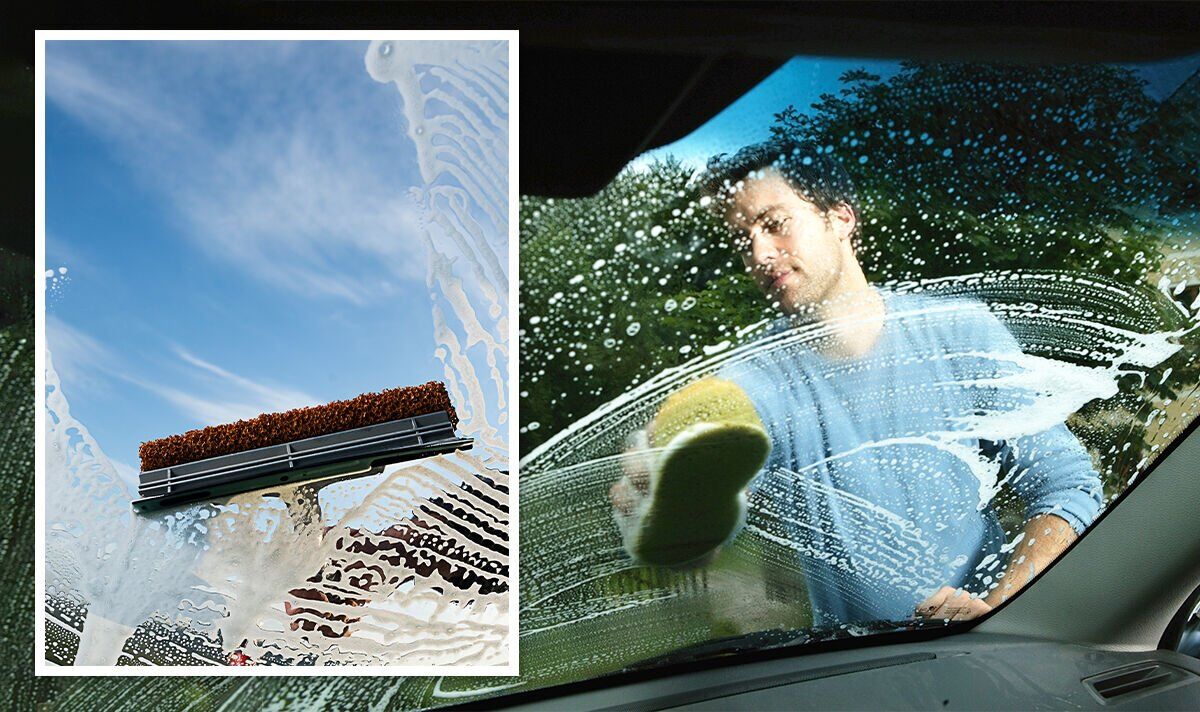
[
  {"x1": 520, "y1": 158, "x2": 769, "y2": 453},
  {"x1": 771, "y1": 62, "x2": 1168, "y2": 282}
]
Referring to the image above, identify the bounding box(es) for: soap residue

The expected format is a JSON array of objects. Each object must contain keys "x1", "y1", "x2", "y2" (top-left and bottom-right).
[{"x1": 453, "y1": 271, "x2": 1195, "y2": 702}]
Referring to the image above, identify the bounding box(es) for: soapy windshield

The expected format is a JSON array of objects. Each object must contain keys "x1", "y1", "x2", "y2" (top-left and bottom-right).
[{"x1": 502, "y1": 56, "x2": 1200, "y2": 703}]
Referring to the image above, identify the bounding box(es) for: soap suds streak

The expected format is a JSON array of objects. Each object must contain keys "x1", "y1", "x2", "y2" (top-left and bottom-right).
[{"x1": 481, "y1": 272, "x2": 1196, "y2": 702}]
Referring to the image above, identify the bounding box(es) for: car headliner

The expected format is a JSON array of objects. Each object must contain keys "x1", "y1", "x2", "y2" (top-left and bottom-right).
[{"x1": 517, "y1": 2, "x2": 1200, "y2": 197}]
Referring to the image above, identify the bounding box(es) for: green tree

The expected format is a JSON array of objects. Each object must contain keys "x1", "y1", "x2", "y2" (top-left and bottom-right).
[
  {"x1": 770, "y1": 62, "x2": 1167, "y2": 282},
  {"x1": 520, "y1": 158, "x2": 769, "y2": 454}
]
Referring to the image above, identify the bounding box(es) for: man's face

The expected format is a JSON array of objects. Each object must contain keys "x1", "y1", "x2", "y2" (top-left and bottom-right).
[{"x1": 723, "y1": 169, "x2": 856, "y2": 315}]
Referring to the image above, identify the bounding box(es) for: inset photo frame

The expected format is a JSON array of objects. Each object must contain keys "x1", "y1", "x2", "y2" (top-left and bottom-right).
[{"x1": 35, "y1": 30, "x2": 518, "y2": 678}]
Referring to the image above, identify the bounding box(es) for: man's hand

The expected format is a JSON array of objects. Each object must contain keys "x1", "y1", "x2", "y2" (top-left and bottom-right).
[
  {"x1": 915, "y1": 586, "x2": 993, "y2": 622},
  {"x1": 982, "y1": 513, "x2": 1076, "y2": 609},
  {"x1": 608, "y1": 429, "x2": 653, "y2": 516}
]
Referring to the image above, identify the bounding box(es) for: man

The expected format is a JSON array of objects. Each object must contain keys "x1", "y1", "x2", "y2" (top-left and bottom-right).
[{"x1": 610, "y1": 138, "x2": 1103, "y2": 625}]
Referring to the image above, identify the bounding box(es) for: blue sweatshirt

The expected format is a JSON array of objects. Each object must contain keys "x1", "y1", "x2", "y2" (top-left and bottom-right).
[{"x1": 719, "y1": 289, "x2": 1103, "y2": 627}]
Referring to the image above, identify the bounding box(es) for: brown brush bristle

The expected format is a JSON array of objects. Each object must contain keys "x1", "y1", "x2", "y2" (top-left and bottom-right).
[{"x1": 139, "y1": 381, "x2": 459, "y2": 472}]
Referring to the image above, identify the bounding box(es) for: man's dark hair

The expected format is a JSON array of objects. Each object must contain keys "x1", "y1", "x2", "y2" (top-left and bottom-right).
[{"x1": 700, "y1": 137, "x2": 860, "y2": 225}]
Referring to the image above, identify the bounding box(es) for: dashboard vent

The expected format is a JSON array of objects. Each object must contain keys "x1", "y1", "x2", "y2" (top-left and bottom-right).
[{"x1": 1084, "y1": 662, "x2": 1186, "y2": 702}]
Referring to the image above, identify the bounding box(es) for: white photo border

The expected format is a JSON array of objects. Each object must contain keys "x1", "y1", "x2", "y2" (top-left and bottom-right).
[{"x1": 34, "y1": 28, "x2": 520, "y2": 678}]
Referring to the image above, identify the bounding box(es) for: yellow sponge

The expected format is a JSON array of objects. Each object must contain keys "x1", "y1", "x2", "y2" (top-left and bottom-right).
[
  {"x1": 621, "y1": 378, "x2": 771, "y2": 567},
  {"x1": 649, "y1": 378, "x2": 766, "y2": 448}
]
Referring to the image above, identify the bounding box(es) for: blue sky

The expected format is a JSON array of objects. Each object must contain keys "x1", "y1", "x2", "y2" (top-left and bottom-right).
[
  {"x1": 639, "y1": 56, "x2": 901, "y2": 168},
  {"x1": 46, "y1": 41, "x2": 442, "y2": 485},
  {"x1": 643, "y1": 53, "x2": 1200, "y2": 168}
]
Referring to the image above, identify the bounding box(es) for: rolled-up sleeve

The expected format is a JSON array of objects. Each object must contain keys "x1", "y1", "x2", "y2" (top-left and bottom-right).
[
  {"x1": 962, "y1": 301, "x2": 1105, "y2": 535},
  {"x1": 984, "y1": 429, "x2": 1104, "y2": 535}
]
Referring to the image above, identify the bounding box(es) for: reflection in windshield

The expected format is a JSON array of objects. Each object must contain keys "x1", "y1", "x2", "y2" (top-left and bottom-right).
[
  {"x1": 489, "y1": 58, "x2": 1200, "y2": 704},
  {"x1": 43, "y1": 39, "x2": 511, "y2": 668},
  {"x1": 511, "y1": 272, "x2": 1193, "y2": 683}
]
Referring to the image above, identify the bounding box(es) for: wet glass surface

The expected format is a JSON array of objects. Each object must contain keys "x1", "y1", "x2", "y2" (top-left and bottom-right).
[{"x1": 502, "y1": 55, "x2": 1200, "y2": 704}]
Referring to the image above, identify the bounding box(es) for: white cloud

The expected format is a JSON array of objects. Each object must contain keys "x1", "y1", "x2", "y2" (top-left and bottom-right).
[
  {"x1": 108, "y1": 457, "x2": 142, "y2": 488},
  {"x1": 175, "y1": 129, "x2": 426, "y2": 303},
  {"x1": 46, "y1": 314, "x2": 118, "y2": 398},
  {"x1": 170, "y1": 345, "x2": 319, "y2": 414},
  {"x1": 46, "y1": 42, "x2": 429, "y2": 304},
  {"x1": 48, "y1": 315, "x2": 322, "y2": 429},
  {"x1": 116, "y1": 350, "x2": 322, "y2": 428},
  {"x1": 123, "y1": 376, "x2": 267, "y2": 427},
  {"x1": 44, "y1": 51, "x2": 187, "y2": 143}
]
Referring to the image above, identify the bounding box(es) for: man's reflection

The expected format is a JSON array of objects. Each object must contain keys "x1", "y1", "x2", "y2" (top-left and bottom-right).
[{"x1": 612, "y1": 138, "x2": 1101, "y2": 625}]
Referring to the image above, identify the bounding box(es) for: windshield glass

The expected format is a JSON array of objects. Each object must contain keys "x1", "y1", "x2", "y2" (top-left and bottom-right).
[{"x1": 481, "y1": 54, "x2": 1200, "y2": 704}]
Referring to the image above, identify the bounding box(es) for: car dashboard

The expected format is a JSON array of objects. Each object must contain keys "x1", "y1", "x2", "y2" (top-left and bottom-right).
[{"x1": 503, "y1": 633, "x2": 1200, "y2": 710}]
